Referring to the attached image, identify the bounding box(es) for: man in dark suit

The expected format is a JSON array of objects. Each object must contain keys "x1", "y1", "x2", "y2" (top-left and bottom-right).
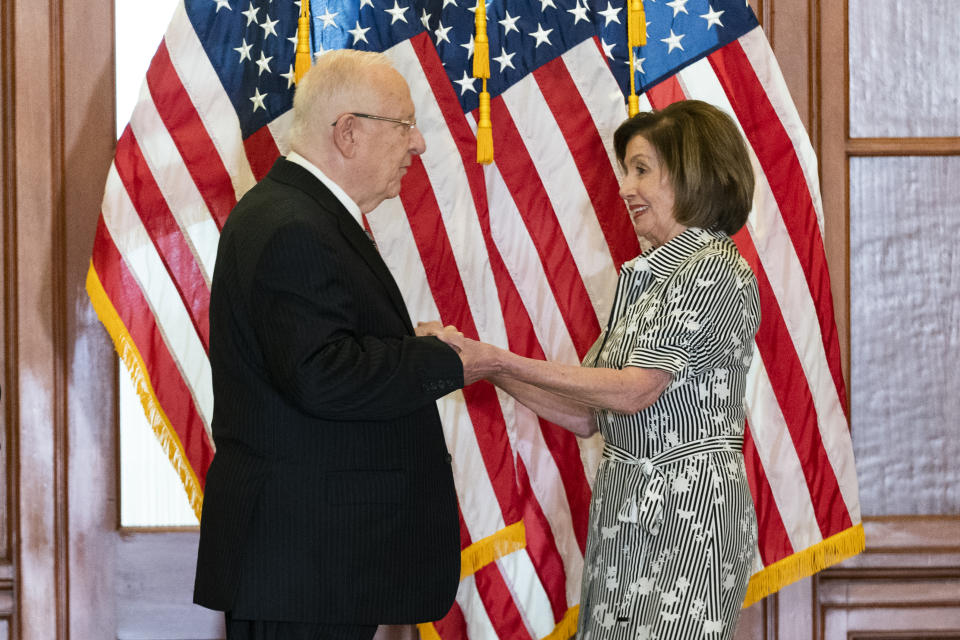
[{"x1": 193, "y1": 49, "x2": 484, "y2": 639}]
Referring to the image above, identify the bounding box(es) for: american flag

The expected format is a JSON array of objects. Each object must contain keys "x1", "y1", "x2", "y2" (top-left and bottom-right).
[{"x1": 87, "y1": 0, "x2": 864, "y2": 636}]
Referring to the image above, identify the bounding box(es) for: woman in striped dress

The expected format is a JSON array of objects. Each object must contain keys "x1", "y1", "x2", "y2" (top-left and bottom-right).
[{"x1": 432, "y1": 100, "x2": 761, "y2": 638}]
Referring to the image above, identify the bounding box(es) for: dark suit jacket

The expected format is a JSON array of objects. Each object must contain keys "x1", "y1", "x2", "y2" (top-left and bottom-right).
[{"x1": 193, "y1": 157, "x2": 463, "y2": 624}]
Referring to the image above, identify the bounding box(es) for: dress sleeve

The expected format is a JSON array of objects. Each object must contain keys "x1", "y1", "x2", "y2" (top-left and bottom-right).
[{"x1": 625, "y1": 253, "x2": 751, "y2": 380}]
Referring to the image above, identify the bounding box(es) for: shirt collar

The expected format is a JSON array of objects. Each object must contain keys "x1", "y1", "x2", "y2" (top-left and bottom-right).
[
  {"x1": 625, "y1": 227, "x2": 726, "y2": 282},
  {"x1": 286, "y1": 151, "x2": 364, "y2": 228}
]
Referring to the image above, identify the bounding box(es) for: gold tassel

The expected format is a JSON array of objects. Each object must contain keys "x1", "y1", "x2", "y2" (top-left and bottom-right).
[
  {"x1": 294, "y1": 0, "x2": 312, "y2": 84},
  {"x1": 476, "y1": 86, "x2": 494, "y2": 164},
  {"x1": 627, "y1": 0, "x2": 647, "y2": 46},
  {"x1": 473, "y1": 0, "x2": 490, "y2": 79},
  {"x1": 626, "y1": 0, "x2": 646, "y2": 116},
  {"x1": 473, "y1": 0, "x2": 492, "y2": 164}
]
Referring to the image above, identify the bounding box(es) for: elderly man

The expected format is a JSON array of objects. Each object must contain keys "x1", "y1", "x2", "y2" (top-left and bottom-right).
[{"x1": 193, "y1": 50, "x2": 475, "y2": 639}]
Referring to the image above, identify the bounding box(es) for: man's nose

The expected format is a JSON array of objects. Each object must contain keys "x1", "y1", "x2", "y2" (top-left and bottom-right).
[{"x1": 409, "y1": 126, "x2": 426, "y2": 155}]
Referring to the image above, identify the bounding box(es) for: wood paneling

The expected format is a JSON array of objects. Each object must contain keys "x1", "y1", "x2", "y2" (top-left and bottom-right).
[
  {"x1": 1, "y1": 0, "x2": 16, "y2": 633},
  {"x1": 818, "y1": 518, "x2": 960, "y2": 639},
  {"x1": 817, "y1": 0, "x2": 851, "y2": 389},
  {"x1": 3, "y1": 0, "x2": 117, "y2": 637}
]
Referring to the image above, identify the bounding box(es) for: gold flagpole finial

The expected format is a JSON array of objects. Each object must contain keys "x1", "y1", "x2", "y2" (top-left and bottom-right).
[{"x1": 294, "y1": 1, "x2": 312, "y2": 84}]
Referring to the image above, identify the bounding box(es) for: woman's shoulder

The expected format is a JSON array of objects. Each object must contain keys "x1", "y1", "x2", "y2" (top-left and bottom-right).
[{"x1": 676, "y1": 233, "x2": 752, "y2": 284}]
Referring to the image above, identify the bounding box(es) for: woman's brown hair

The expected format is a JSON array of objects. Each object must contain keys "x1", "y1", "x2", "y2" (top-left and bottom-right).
[{"x1": 613, "y1": 100, "x2": 755, "y2": 235}]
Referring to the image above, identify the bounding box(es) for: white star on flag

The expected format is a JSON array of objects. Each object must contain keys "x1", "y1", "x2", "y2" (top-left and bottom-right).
[
  {"x1": 701, "y1": 5, "x2": 725, "y2": 29},
  {"x1": 499, "y1": 11, "x2": 521, "y2": 35},
  {"x1": 434, "y1": 21, "x2": 453, "y2": 44},
  {"x1": 453, "y1": 70, "x2": 477, "y2": 95},
  {"x1": 241, "y1": 3, "x2": 259, "y2": 25},
  {"x1": 597, "y1": 2, "x2": 622, "y2": 26},
  {"x1": 529, "y1": 23, "x2": 554, "y2": 48},
  {"x1": 255, "y1": 51, "x2": 272, "y2": 75},
  {"x1": 234, "y1": 38, "x2": 253, "y2": 62},
  {"x1": 493, "y1": 48, "x2": 516, "y2": 71},
  {"x1": 249, "y1": 87, "x2": 267, "y2": 111},
  {"x1": 567, "y1": 1, "x2": 589, "y2": 24},
  {"x1": 316, "y1": 9, "x2": 337, "y2": 28},
  {"x1": 461, "y1": 34, "x2": 475, "y2": 59},
  {"x1": 666, "y1": 0, "x2": 690, "y2": 17},
  {"x1": 259, "y1": 15, "x2": 278, "y2": 39},
  {"x1": 385, "y1": 0, "x2": 408, "y2": 24},
  {"x1": 348, "y1": 20, "x2": 370, "y2": 44},
  {"x1": 661, "y1": 28, "x2": 685, "y2": 53}
]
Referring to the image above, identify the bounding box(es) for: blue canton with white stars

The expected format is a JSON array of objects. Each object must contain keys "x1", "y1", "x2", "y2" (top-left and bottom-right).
[{"x1": 185, "y1": 0, "x2": 758, "y2": 138}]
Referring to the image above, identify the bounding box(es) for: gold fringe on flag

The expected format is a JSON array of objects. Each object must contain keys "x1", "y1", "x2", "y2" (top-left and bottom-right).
[
  {"x1": 421, "y1": 605, "x2": 581, "y2": 640},
  {"x1": 294, "y1": 0, "x2": 312, "y2": 84},
  {"x1": 417, "y1": 520, "x2": 527, "y2": 639},
  {"x1": 473, "y1": 0, "x2": 493, "y2": 164},
  {"x1": 742, "y1": 523, "x2": 866, "y2": 607},
  {"x1": 459, "y1": 520, "x2": 526, "y2": 579},
  {"x1": 541, "y1": 605, "x2": 580, "y2": 640},
  {"x1": 626, "y1": 0, "x2": 647, "y2": 116},
  {"x1": 86, "y1": 263, "x2": 205, "y2": 521}
]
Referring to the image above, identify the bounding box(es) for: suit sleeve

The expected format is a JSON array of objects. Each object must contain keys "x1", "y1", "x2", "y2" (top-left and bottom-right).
[{"x1": 248, "y1": 220, "x2": 463, "y2": 421}]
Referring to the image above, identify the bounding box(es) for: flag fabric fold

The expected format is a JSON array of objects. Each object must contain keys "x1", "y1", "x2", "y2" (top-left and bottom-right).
[{"x1": 89, "y1": 0, "x2": 863, "y2": 636}]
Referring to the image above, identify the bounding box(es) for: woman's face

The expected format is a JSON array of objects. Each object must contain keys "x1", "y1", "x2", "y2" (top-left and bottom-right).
[{"x1": 618, "y1": 134, "x2": 687, "y2": 248}]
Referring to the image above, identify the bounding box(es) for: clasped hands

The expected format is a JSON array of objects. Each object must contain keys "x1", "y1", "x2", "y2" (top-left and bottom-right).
[{"x1": 415, "y1": 321, "x2": 500, "y2": 385}]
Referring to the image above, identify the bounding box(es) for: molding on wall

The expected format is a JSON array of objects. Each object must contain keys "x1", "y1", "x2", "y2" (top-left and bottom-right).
[
  {"x1": 848, "y1": 137, "x2": 960, "y2": 156},
  {"x1": 1, "y1": 0, "x2": 18, "y2": 635}
]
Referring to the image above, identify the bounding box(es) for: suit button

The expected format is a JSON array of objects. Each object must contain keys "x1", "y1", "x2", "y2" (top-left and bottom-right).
[{"x1": 445, "y1": 453, "x2": 452, "y2": 463}]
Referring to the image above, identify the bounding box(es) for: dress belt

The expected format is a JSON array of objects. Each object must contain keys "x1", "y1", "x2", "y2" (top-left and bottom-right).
[{"x1": 601, "y1": 435, "x2": 743, "y2": 537}]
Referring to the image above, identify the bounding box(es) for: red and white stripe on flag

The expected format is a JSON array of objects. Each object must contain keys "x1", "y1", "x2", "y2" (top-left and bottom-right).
[{"x1": 87, "y1": 2, "x2": 863, "y2": 637}]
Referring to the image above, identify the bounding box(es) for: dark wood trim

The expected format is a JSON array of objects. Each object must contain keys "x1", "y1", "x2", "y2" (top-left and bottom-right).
[
  {"x1": 49, "y1": 0, "x2": 71, "y2": 634},
  {"x1": 763, "y1": 592, "x2": 778, "y2": 640},
  {"x1": 1, "y1": 0, "x2": 18, "y2": 634},
  {"x1": 808, "y1": 0, "x2": 819, "y2": 153},
  {"x1": 119, "y1": 526, "x2": 202, "y2": 536},
  {"x1": 821, "y1": 567, "x2": 960, "y2": 581},
  {"x1": 1, "y1": 0, "x2": 17, "y2": 573},
  {"x1": 849, "y1": 634, "x2": 960, "y2": 640},
  {"x1": 848, "y1": 137, "x2": 960, "y2": 156},
  {"x1": 816, "y1": 0, "x2": 851, "y2": 396},
  {"x1": 813, "y1": 573, "x2": 823, "y2": 640}
]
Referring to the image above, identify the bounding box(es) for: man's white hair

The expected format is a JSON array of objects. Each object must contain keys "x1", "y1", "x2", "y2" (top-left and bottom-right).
[{"x1": 287, "y1": 49, "x2": 394, "y2": 147}]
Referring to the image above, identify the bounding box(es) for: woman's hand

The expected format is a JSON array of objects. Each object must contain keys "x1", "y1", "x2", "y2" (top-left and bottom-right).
[{"x1": 416, "y1": 321, "x2": 465, "y2": 351}]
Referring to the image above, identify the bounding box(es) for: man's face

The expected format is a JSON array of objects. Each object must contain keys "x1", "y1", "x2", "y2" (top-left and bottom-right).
[{"x1": 354, "y1": 70, "x2": 426, "y2": 213}]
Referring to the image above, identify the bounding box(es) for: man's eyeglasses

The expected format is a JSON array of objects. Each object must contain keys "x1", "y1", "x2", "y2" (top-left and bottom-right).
[{"x1": 331, "y1": 112, "x2": 417, "y2": 130}]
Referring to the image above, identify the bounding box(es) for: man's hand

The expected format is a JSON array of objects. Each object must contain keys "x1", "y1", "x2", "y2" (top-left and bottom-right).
[
  {"x1": 416, "y1": 322, "x2": 500, "y2": 385},
  {"x1": 416, "y1": 321, "x2": 465, "y2": 352},
  {"x1": 415, "y1": 320, "x2": 444, "y2": 337}
]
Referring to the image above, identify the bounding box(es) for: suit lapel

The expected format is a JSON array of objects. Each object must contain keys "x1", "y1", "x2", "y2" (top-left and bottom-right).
[{"x1": 268, "y1": 158, "x2": 415, "y2": 333}]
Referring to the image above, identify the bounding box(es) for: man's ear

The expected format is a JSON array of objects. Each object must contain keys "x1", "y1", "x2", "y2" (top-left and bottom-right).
[{"x1": 331, "y1": 114, "x2": 359, "y2": 159}]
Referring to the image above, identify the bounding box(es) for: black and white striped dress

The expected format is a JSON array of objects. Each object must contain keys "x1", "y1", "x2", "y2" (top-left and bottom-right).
[{"x1": 577, "y1": 228, "x2": 761, "y2": 639}]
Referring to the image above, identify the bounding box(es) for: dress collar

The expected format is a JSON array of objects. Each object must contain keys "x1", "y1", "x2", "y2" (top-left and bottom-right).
[{"x1": 623, "y1": 227, "x2": 727, "y2": 282}]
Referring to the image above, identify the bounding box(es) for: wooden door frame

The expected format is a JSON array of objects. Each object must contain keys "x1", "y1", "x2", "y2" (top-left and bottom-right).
[{"x1": 2, "y1": 0, "x2": 118, "y2": 637}]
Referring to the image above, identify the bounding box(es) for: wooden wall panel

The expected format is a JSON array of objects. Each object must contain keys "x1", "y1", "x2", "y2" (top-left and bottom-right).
[
  {"x1": 62, "y1": 0, "x2": 120, "y2": 634},
  {"x1": 818, "y1": 518, "x2": 960, "y2": 639},
  {"x1": 3, "y1": 0, "x2": 117, "y2": 637},
  {"x1": 1, "y1": 0, "x2": 16, "y2": 631}
]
